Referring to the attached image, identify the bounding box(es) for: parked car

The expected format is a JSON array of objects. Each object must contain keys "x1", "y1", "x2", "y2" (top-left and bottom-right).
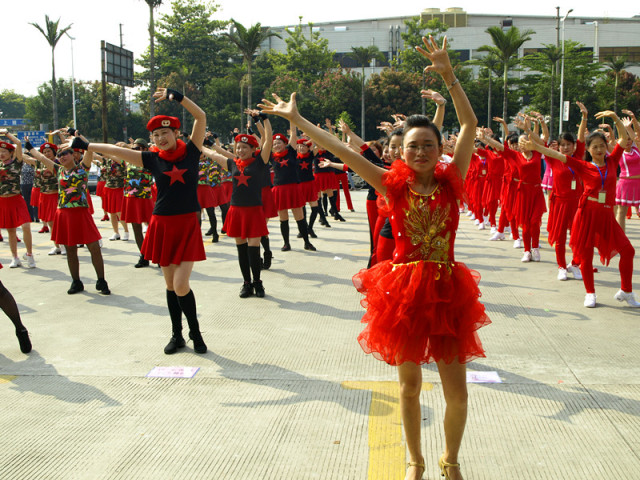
[{"x1": 88, "y1": 166, "x2": 99, "y2": 193}]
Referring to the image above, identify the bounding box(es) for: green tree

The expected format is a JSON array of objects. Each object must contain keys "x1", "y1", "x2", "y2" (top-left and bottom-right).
[
  {"x1": 604, "y1": 56, "x2": 636, "y2": 113},
  {"x1": 224, "y1": 20, "x2": 281, "y2": 122},
  {"x1": 309, "y1": 69, "x2": 361, "y2": 129},
  {"x1": 141, "y1": 0, "x2": 163, "y2": 116},
  {"x1": 466, "y1": 53, "x2": 502, "y2": 128},
  {"x1": 0, "y1": 90, "x2": 28, "y2": 119},
  {"x1": 478, "y1": 26, "x2": 534, "y2": 121},
  {"x1": 347, "y1": 46, "x2": 386, "y2": 139},
  {"x1": 397, "y1": 17, "x2": 449, "y2": 73},
  {"x1": 29, "y1": 15, "x2": 73, "y2": 129},
  {"x1": 522, "y1": 44, "x2": 562, "y2": 134}
]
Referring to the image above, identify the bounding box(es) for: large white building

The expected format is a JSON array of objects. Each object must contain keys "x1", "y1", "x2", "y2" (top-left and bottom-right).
[{"x1": 261, "y1": 8, "x2": 640, "y2": 77}]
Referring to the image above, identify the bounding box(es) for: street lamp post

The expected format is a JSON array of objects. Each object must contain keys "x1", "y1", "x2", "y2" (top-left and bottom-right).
[
  {"x1": 558, "y1": 9, "x2": 573, "y2": 136},
  {"x1": 66, "y1": 32, "x2": 77, "y2": 129}
]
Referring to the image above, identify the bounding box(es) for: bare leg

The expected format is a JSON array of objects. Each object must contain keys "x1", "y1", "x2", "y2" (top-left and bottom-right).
[
  {"x1": 398, "y1": 361, "x2": 425, "y2": 480},
  {"x1": 436, "y1": 359, "x2": 467, "y2": 480},
  {"x1": 21, "y1": 223, "x2": 33, "y2": 255},
  {"x1": 110, "y1": 214, "x2": 120, "y2": 235},
  {"x1": 7, "y1": 228, "x2": 18, "y2": 258}
]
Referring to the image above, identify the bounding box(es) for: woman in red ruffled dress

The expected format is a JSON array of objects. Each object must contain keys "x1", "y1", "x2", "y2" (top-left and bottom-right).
[{"x1": 261, "y1": 36, "x2": 490, "y2": 480}]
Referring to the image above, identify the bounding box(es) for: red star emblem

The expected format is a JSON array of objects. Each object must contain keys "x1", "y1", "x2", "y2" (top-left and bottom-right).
[
  {"x1": 299, "y1": 160, "x2": 309, "y2": 170},
  {"x1": 235, "y1": 171, "x2": 250, "y2": 186},
  {"x1": 163, "y1": 165, "x2": 188, "y2": 185},
  {"x1": 278, "y1": 158, "x2": 289, "y2": 167}
]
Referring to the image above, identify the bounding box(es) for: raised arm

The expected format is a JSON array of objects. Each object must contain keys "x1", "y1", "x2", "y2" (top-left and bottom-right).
[
  {"x1": 421, "y1": 89, "x2": 446, "y2": 130},
  {"x1": 154, "y1": 88, "x2": 206, "y2": 149},
  {"x1": 622, "y1": 109, "x2": 640, "y2": 140},
  {"x1": 595, "y1": 110, "x2": 629, "y2": 148},
  {"x1": 576, "y1": 102, "x2": 588, "y2": 143},
  {"x1": 22, "y1": 142, "x2": 55, "y2": 171},
  {"x1": 3, "y1": 131, "x2": 23, "y2": 162},
  {"x1": 201, "y1": 147, "x2": 230, "y2": 170},
  {"x1": 260, "y1": 93, "x2": 387, "y2": 194},
  {"x1": 416, "y1": 35, "x2": 477, "y2": 177},
  {"x1": 523, "y1": 121, "x2": 567, "y2": 163},
  {"x1": 261, "y1": 117, "x2": 273, "y2": 163}
]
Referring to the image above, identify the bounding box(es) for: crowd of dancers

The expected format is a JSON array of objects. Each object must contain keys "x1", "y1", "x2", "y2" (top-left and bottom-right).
[{"x1": 1, "y1": 35, "x2": 639, "y2": 480}]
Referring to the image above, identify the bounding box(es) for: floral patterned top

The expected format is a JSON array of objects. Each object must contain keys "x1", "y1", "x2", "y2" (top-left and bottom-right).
[
  {"x1": 124, "y1": 165, "x2": 153, "y2": 199},
  {"x1": 58, "y1": 165, "x2": 89, "y2": 208},
  {"x1": 198, "y1": 157, "x2": 212, "y2": 186},
  {"x1": 0, "y1": 158, "x2": 22, "y2": 196},
  {"x1": 98, "y1": 160, "x2": 109, "y2": 182},
  {"x1": 105, "y1": 159, "x2": 126, "y2": 189}
]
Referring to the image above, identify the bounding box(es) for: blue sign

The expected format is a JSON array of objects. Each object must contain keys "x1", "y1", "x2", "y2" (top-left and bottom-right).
[
  {"x1": 0, "y1": 119, "x2": 27, "y2": 127},
  {"x1": 16, "y1": 131, "x2": 48, "y2": 148}
]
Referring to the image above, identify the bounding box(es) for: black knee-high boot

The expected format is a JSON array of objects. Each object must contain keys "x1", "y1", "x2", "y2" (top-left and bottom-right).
[
  {"x1": 280, "y1": 220, "x2": 290, "y2": 250},
  {"x1": 177, "y1": 290, "x2": 206, "y2": 354},
  {"x1": 322, "y1": 194, "x2": 328, "y2": 215},
  {"x1": 309, "y1": 206, "x2": 318, "y2": 229},
  {"x1": 0, "y1": 281, "x2": 31, "y2": 353},
  {"x1": 261, "y1": 236, "x2": 272, "y2": 269},
  {"x1": 164, "y1": 289, "x2": 185, "y2": 354},
  {"x1": 296, "y1": 218, "x2": 316, "y2": 251},
  {"x1": 220, "y1": 203, "x2": 229, "y2": 226},
  {"x1": 248, "y1": 246, "x2": 265, "y2": 297},
  {"x1": 236, "y1": 243, "x2": 252, "y2": 283},
  {"x1": 329, "y1": 195, "x2": 345, "y2": 221}
]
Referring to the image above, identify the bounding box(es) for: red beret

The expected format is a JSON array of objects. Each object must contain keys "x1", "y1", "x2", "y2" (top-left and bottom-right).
[
  {"x1": 0, "y1": 141, "x2": 16, "y2": 151},
  {"x1": 296, "y1": 138, "x2": 312, "y2": 146},
  {"x1": 235, "y1": 134, "x2": 259, "y2": 148},
  {"x1": 147, "y1": 115, "x2": 181, "y2": 132},
  {"x1": 40, "y1": 143, "x2": 58, "y2": 153},
  {"x1": 273, "y1": 133, "x2": 289, "y2": 144}
]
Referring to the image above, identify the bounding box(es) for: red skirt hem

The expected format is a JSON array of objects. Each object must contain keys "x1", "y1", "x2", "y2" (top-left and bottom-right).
[
  {"x1": 30, "y1": 187, "x2": 41, "y2": 207},
  {"x1": 51, "y1": 207, "x2": 101, "y2": 245},
  {"x1": 0, "y1": 195, "x2": 31, "y2": 228},
  {"x1": 223, "y1": 205, "x2": 269, "y2": 239},
  {"x1": 261, "y1": 186, "x2": 278, "y2": 218},
  {"x1": 38, "y1": 192, "x2": 59, "y2": 222},
  {"x1": 141, "y1": 213, "x2": 206, "y2": 267},
  {"x1": 315, "y1": 172, "x2": 338, "y2": 191},
  {"x1": 96, "y1": 181, "x2": 106, "y2": 198},
  {"x1": 121, "y1": 196, "x2": 154, "y2": 224},
  {"x1": 272, "y1": 183, "x2": 305, "y2": 211},
  {"x1": 197, "y1": 185, "x2": 216, "y2": 209},
  {"x1": 103, "y1": 187, "x2": 124, "y2": 213}
]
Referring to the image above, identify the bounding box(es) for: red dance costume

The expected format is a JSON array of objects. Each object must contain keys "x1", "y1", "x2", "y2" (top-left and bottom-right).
[
  {"x1": 479, "y1": 148, "x2": 504, "y2": 227},
  {"x1": 354, "y1": 161, "x2": 490, "y2": 365},
  {"x1": 566, "y1": 144, "x2": 635, "y2": 293},
  {"x1": 0, "y1": 158, "x2": 31, "y2": 229}
]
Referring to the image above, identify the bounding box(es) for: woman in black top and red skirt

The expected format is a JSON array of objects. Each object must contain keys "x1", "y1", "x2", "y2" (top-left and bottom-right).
[{"x1": 73, "y1": 88, "x2": 208, "y2": 355}]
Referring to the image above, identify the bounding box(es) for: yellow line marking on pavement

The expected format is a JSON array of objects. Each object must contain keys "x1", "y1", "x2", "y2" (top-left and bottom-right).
[
  {"x1": 0, "y1": 375, "x2": 17, "y2": 384},
  {"x1": 342, "y1": 381, "x2": 433, "y2": 479}
]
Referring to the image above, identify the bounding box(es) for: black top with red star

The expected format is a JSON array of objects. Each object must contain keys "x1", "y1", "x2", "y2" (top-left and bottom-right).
[
  {"x1": 312, "y1": 150, "x2": 336, "y2": 175},
  {"x1": 226, "y1": 156, "x2": 268, "y2": 207},
  {"x1": 142, "y1": 140, "x2": 200, "y2": 216},
  {"x1": 296, "y1": 152, "x2": 315, "y2": 183},
  {"x1": 271, "y1": 145, "x2": 299, "y2": 186}
]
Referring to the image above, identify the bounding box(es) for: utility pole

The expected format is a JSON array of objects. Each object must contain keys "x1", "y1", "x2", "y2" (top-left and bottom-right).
[{"x1": 120, "y1": 24, "x2": 127, "y2": 141}]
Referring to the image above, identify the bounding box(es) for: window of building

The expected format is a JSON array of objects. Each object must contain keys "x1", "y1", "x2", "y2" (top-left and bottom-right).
[{"x1": 599, "y1": 46, "x2": 640, "y2": 62}]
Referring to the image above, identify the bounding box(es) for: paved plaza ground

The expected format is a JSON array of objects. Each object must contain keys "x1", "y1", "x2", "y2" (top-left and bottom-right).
[{"x1": 1, "y1": 190, "x2": 639, "y2": 479}]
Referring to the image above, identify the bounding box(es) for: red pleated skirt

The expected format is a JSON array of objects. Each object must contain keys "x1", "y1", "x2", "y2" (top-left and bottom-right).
[
  {"x1": 51, "y1": 207, "x2": 101, "y2": 245},
  {"x1": 197, "y1": 185, "x2": 216, "y2": 209},
  {"x1": 141, "y1": 213, "x2": 206, "y2": 267},
  {"x1": 615, "y1": 177, "x2": 640, "y2": 206},
  {"x1": 30, "y1": 187, "x2": 41, "y2": 207},
  {"x1": 514, "y1": 183, "x2": 546, "y2": 227},
  {"x1": 223, "y1": 205, "x2": 269, "y2": 239},
  {"x1": 221, "y1": 182, "x2": 232, "y2": 204},
  {"x1": 96, "y1": 181, "x2": 106, "y2": 198},
  {"x1": 272, "y1": 183, "x2": 305, "y2": 211},
  {"x1": 86, "y1": 193, "x2": 94, "y2": 215},
  {"x1": 353, "y1": 260, "x2": 491, "y2": 366},
  {"x1": 121, "y1": 196, "x2": 154, "y2": 224},
  {"x1": 103, "y1": 187, "x2": 124, "y2": 213},
  {"x1": 299, "y1": 179, "x2": 319, "y2": 204},
  {"x1": 0, "y1": 195, "x2": 31, "y2": 228},
  {"x1": 38, "y1": 192, "x2": 59, "y2": 222},
  {"x1": 315, "y1": 172, "x2": 338, "y2": 191},
  {"x1": 570, "y1": 201, "x2": 632, "y2": 266},
  {"x1": 546, "y1": 195, "x2": 578, "y2": 246},
  {"x1": 210, "y1": 185, "x2": 225, "y2": 208},
  {"x1": 261, "y1": 186, "x2": 278, "y2": 218},
  {"x1": 482, "y1": 176, "x2": 502, "y2": 205}
]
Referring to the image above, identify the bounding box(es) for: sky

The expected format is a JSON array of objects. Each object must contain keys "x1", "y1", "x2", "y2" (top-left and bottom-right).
[{"x1": 2, "y1": 0, "x2": 639, "y2": 106}]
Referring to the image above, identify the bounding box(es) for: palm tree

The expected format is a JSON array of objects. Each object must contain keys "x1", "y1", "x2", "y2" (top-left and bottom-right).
[
  {"x1": 143, "y1": 0, "x2": 163, "y2": 116},
  {"x1": 347, "y1": 46, "x2": 386, "y2": 140},
  {"x1": 538, "y1": 45, "x2": 563, "y2": 134},
  {"x1": 224, "y1": 20, "x2": 281, "y2": 117},
  {"x1": 30, "y1": 15, "x2": 72, "y2": 129},
  {"x1": 468, "y1": 52, "x2": 501, "y2": 128},
  {"x1": 604, "y1": 56, "x2": 634, "y2": 113},
  {"x1": 478, "y1": 26, "x2": 534, "y2": 121}
]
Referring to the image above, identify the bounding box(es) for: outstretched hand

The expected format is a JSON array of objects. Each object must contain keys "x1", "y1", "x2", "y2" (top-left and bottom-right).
[
  {"x1": 421, "y1": 89, "x2": 445, "y2": 105},
  {"x1": 576, "y1": 101, "x2": 588, "y2": 116},
  {"x1": 595, "y1": 110, "x2": 619, "y2": 121},
  {"x1": 415, "y1": 35, "x2": 452, "y2": 76},
  {"x1": 258, "y1": 93, "x2": 299, "y2": 121}
]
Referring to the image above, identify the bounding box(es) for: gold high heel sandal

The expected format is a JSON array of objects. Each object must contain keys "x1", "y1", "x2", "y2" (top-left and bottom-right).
[
  {"x1": 438, "y1": 454, "x2": 460, "y2": 479},
  {"x1": 406, "y1": 461, "x2": 425, "y2": 480}
]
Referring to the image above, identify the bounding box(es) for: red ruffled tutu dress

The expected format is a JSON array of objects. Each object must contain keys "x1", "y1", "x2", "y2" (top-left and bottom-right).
[{"x1": 353, "y1": 161, "x2": 491, "y2": 366}]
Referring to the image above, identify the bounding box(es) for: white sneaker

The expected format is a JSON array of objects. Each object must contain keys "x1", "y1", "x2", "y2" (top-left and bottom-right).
[
  {"x1": 470, "y1": 213, "x2": 476, "y2": 221},
  {"x1": 99, "y1": 239, "x2": 103, "y2": 248},
  {"x1": 61, "y1": 245, "x2": 67, "y2": 255},
  {"x1": 490, "y1": 226, "x2": 497, "y2": 234},
  {"x1": 143, "y1": 225, "x2": 148, "y2": 234},
  {"x1": 474, "y1": 218, "x2": 480, "y2": 225},
  {"x1": 568, "y1": 264, "x2": 582, "y2": 280},
  {"x1": 513, "y1": 238, "x2": 522, "y2": 249},
  {"x1": 48, "y1": 247, "x2": 61, "y2": 255},
  {"x1": 489, "y1": 231, "x2": 505, "y2": 241},
  {"x1": 478, "y1": 222, "x2": 485, "y2": 230},
  {"x1": 557, "y1": 268, "x2": 568, "y2": 281},
  {"x1": 466, "y1": 211, "x2": 473, "y2": 217},
  {"x1": 484, "y1": 216, "x2": 490, "y2": 226},
  {"x1": 504, "y1": 226, "x2": 511, "y2": 234},
  {"x1": 614, "y1": 289, "x2": 640, "y2": 307},
  {"x1": 521, "y1": 251, "x2": 532, "y2": 262},
  {"x1": 109, "y1": 233, "x2": 121, "y2": 241},
  {"x1": 9, "y1": 257, "x2": 21, "y2": 268},
  {"x1": 584, "y1": 293, "x2": 596, "y2": 308},
  {"x1": 23, "y1": 253, "x2": 36, "y2": 269},
  {"x1": 122, "y1": 232, "x2": 129, "y2": 241},
  {"x1": 531, "y1": 248, "x2": 540, "y2": 262}
]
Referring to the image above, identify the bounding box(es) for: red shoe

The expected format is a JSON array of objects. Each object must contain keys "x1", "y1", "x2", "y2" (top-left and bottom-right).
[
  {"x1": 17, "y1": 237, "x2": 21, "y2": 242},
  {"x1": 38, "y1": 226, "x2": 50, "y2": 233},
  {"x1": 0, "y1": 234, "x2": 3, "y2": 242},
  {"x1": 101, "y1": 214, "x2": 110, "y2": 221}
]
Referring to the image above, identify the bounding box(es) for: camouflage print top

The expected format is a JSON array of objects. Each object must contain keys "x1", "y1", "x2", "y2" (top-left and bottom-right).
[
  {"x1": 40, "y1": 165, "x2": 60, "y2": 194},
  {"x1": 124, "y1": 164, "x2": 154, "y2": 199},
  {"x1": 210, "y1": 163, "x2": 222, "y2": 187},
  {"x1": 105, "y1": 159, "x2": 126, "y2": 189},
  {"x1": 98, "y1": 159, "x2": 109, "y2": 182},
  {"x1": 33, "y1": 162, "x2": 43, "y2": 189},
  {"x1": 198, "y1": 157, "x2": 212, "y2": 186},
  {"x1": 0, "y1": 158, "x2": 23, "y2": 197},
  {"x1": 58, "y1": 165, "x2": 89, "y2": 208}
]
